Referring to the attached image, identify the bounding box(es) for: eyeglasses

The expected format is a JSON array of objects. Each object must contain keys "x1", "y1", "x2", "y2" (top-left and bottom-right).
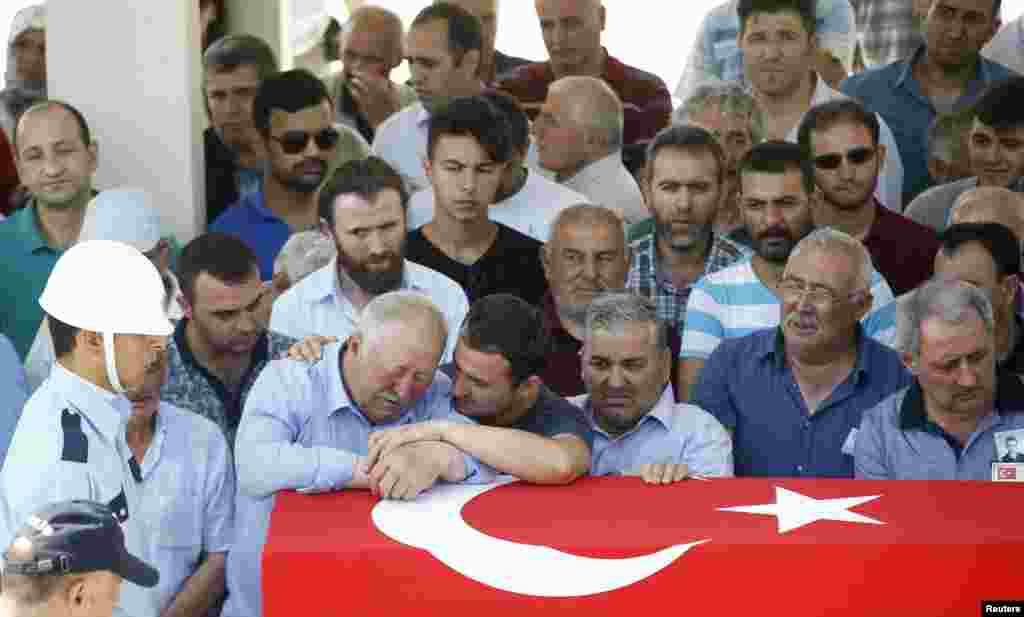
[
  {"x1": 271, "y1": 127, "x2": 340, "y2": 155},
  {"x1": 813, "y1": 146, "x2": 876, "y2": 170},
  {"x1": 777, "y1": 278, "x2": 863, "y2": 307}
]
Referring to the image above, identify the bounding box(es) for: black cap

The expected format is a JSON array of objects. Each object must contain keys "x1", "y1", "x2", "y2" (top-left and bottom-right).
[{"x1": 3, "y1": 500, "x2": 159, "y2": 588}]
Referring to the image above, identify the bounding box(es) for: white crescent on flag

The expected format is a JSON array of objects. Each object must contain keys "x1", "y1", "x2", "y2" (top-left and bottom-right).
[{"x1": 371, "y1": 478, "x2": 709, "y2": 597}]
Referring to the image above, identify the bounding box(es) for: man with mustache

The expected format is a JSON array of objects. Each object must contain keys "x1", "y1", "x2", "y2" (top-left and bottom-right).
[
  {"x1": 627, "y1": 125, "x2": 752, "y2": 342},
  {"x1": 211, "y1": 69, "x2": 351, "y2": 280},
  {"x1": 162, "y1": 233, "x2": 297, "y2": 444},
  {"x1": 856, "y1": 276, "x2": 1024, "y2": 480},
  {"x1": 693, "y1": 229, "x2": 910, "y2": 477},
  {"x1": 363, "y1": 293, "x2": 592, "y2": 485},
  {"x1": 1, "y1": 241, "x2": 235, "y2": 617},
  {"x1": 842, "y1": 0, "x2": 1013, "y2": 205},
  {"x1": 905, "y1": 78, "x2": 1024, "y2": 233},
  {"x1": 571, "y1": 293, "x2": 733, "y2": 483},
  {"x1": 225, "y1": 292, "x2": 489, "y2": 617},
  {"x1": 270, "y1": 157, "x2": 469, "y2": 362},
  {"x1": 798, "y1": 98, "x2": 939, "y2": 295},
  {"x1": 677, "y1": 141, "x2": 898, "y2": 400}
]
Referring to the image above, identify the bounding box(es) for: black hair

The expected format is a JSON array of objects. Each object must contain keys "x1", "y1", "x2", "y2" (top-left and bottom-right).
[
  {"x1": 974, "y1": 78, "x2": 1024, "y2": 131},
  {"x1": 737, "y1": 140, "x2": 816, "y2": 195},
  {"x1": 318, "y1": 156, "x2": 409, "y2": 228},
  {"x1": 176, "y1": 232, "x2": 260, "y2": 305},
  {"x1": 252, "y1": 69, "x2": 331, "y2": 135},
  {"x1": 48, "y1": 314, "x2": 80, "y2": 358},
  {"x1": 203, "y1": 34, "x2": 279, "y2": 82},
  {"x1": 459, "y1": 294, "x2": 548, "y2": 385},
  {"x1": 481, "y1": 90, "x2": 530, "y2": 155},
  {"x1": 645, "y1": 124, "x2": 727, "y2": 186},
  {"x1": 797, "y1": 98, "x2": 882, "y2": 153},
  {"x1": 737, "y1": 0, "x2": 816, "y2": 35},
  {"x1": 939, "y1": 222, "x2": 1021, "y2": 278},
  {"x1": 14, "y1": 100, "x2": 91, "y2": 154},
  {"x1": 427, "y1": 96, "x2": 512, "y2": 164},
  {"x1": 411, "y1": 2, "x2": 483, "y2": 64}
]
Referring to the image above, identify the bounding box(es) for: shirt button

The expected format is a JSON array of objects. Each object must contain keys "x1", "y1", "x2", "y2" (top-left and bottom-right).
[{"x1": 796, "y1": 465, "x2": 804, "y2": 473}]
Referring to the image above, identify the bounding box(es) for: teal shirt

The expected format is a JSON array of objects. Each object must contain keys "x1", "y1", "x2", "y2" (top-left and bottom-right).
[{"x1": 0, "y1": 205, "x2": 64, "y2": 359}]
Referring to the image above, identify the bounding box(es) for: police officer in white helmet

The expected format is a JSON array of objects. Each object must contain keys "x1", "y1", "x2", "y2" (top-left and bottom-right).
[{"x1": 1, "y1": 240, "x2": 173, "y2": 617}]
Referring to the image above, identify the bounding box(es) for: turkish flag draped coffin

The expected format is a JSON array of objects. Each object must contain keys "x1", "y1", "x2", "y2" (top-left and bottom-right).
[{"x1": 264, "y1": 477, "x2": 1024, "y2": 616}]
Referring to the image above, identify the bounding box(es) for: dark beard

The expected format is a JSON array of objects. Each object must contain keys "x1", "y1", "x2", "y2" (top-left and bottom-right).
[{"x1": 337, "y1": 247, "x2": 405, "y2": 295}]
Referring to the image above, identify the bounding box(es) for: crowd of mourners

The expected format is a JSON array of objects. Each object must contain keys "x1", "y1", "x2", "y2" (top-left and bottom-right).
[{"x1": 0, "y1": 0, "x2": 1023, "y2": 614}]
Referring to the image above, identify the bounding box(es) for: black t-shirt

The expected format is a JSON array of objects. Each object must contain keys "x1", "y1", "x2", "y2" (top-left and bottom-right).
[{"x1": 406, "y1": 223, "x2": 548, "y2": 306}]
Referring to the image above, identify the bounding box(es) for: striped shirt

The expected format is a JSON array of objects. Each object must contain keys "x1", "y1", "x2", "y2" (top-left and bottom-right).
[{"x1": 680, "y1": 257, "x2": 897, "y2": 360}]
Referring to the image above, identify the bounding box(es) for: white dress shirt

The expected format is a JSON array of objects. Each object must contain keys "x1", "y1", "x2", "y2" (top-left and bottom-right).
[
  {"x1": 561, "y1": 152, "x2": 647, "y2": 224},
  {"x1": 372, "y1": 102, "x2": 431, "y2": 195},
  {"x1": 270, "y1": 258, "x2": 469, "y2": 362}
]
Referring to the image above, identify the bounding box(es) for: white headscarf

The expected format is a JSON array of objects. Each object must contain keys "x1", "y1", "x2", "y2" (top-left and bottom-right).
[{"x1": 5, "y1": 5, "x2": 46, "y2": 94}]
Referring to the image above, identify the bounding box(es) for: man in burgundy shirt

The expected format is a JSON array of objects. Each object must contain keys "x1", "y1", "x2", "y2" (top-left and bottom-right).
[
  {"x1": 540, "y1": 204, "x2": 681, "y2": 398},
  {"x1": 496, "y1": 0, "x2": 671, "y2": 146},
  {"x1": 798, "y1": 98, "x2": 938, "y2": 295}
]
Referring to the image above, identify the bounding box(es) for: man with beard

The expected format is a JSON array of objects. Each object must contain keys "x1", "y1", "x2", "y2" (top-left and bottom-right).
[
  {"x1": 362, "y1": 293, "x2": 591, "y2": 484},
  {"x1": 1, "y1": 241, "x2": 235, "y2": 617},
  {"x1": 211, "y1": 69, "x2": 343, "y2": 280},
  {"x1": 841, "y1": 0, "x2": 1014, "y2": 205},
  {"x1": 677, "y1": 141, "x2": 898, "y2": 399},
  {"x1": 906, "y1": 78, "x2": 1024, "y2": 232},
  {"x1": 798, "y1": 99, "x2": 939, "y2": 295},
  {"x1": 693, "y1": 229, "x2": 911, "y2": 477},
  {"x1": 571, "y1": 293, "x2": 733, "y2": 482},
  {"x1": 270, "y1": 157, "x2": 468, "y2": 361},
  {"x1": 372, "y1": 3, "x2": 485, "y2": 194},
  {"x1": 627, "y1": 125, "x2": 752, "y2": 338},
  {"x1": 856, "y1": 276, "x2": 1024, "y2": 480},
  {"x1": 162, "y1": 233, "x2": 297, "y2": 444}
]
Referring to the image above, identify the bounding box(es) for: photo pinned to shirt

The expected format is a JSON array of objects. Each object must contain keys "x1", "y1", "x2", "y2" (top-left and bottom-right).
[{"x1": 994, "y1": 428, "x2": 1024, "y2": 464}]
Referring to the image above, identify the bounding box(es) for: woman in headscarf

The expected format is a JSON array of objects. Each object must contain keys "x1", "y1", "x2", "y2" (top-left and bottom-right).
[{"x1": 0, "y1": 5, "x2": 45, "y2": 143}]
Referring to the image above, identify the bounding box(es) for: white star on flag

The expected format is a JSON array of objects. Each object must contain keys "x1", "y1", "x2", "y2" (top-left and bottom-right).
[{"x1": 717, "y1": 487, "x2": 886, "y2": 533}]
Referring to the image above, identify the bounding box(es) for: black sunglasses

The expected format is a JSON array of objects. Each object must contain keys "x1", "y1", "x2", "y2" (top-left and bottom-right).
[
  {"x1": 271, "y1": 127, "x2": 340, "y2": 155},
  {"x1": 813, "y1": 146, "x2": 876, "y2": 170}
]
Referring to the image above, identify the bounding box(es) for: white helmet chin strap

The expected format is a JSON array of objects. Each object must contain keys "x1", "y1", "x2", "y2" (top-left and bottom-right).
[{"x1": 102, "y1": 332, "x2": 126, "y2": 395}]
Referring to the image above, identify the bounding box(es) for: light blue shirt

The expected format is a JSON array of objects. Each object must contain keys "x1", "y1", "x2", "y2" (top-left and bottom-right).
[
  {"x1": 223, "y1": 341, "x2": 490, "y2": 617},
  {"x1": 680, "y1": 257, "x2": 897, "y2": 360},
  {"x1": 571, "y1": 386, "x2": 734, "y2": 477},
  {"x1": 0, "y1": 334, "x2": 28, "y2": 467},
  {"x1": 1, "y1": 365, "x2": 233, "y2": 617},
  {"x1": 674, "y1": 0, "x2": 857, "y2": 99},
  {"x1": 270, "y1": 258, "x2": 469, "y2": 362}
]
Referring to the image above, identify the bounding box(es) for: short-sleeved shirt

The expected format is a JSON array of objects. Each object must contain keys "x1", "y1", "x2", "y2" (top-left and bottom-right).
[
  {"x1": 0, "y1": 333, "x2": 28, "y2": 467},
  {"x1": 223, "y1": 342, "x2": 489, "y2": 617},
  {"x1": 2, "y1": 365, "x2": 234, "y2": 617},
  {"x1": 161, "y1": 319, "x2": 297, "y2": 445},
  {"x1": 680, "y1": 257, "x2": 898, "y2": 360},
  {"x1": 627, "y1": 231, "x2": 751, "y2": 331},
  {"x1": 855, "y1": 381, "x2": 1024, "y2": 480},
  {"x1": 496, "y1": 48, "x2": 672, "y2": 146},
  {"x1": 269, "y1": 258, "x2": 469, "y2": 362},
  {"x1": 861, "y1": 199, "x2": 939, "y2": 295},
  {"x1": 693, "y1": 327, "x2": 912, "y2": 477},
  {"x1": 406, "y1": 168, "x2": 589, "y2": 242},
  {"x1": 571, "y1": 385, "x2": 734, "y2": 477},
  {"x1": 405, "y1": 223, "x2": 548, "y2": 306},
  {"x1": 0, "y1": 203, "x2": 64, "y2": 358},
  {"x1": 840, "y1": 45, "x2": 1019, "y2": 205}
]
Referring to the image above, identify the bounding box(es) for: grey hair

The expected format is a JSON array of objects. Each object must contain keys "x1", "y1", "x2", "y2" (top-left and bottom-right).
[
  {"x1": 675, "y1": 82, "x2": 765, "y2": 145},
  {"x1": 584, "y1": 292, "x2": 668, "y2": 349},
  {"x1": 551, "y1": 76, "x2": 624, "y2": 151},
  {"x1": 787, "y1": 227, "x2": 873, "y2": 291},
  {"x1": 356, "y1": 290, "x2": 448, "y2": 350},
  {"x1": 549, "y1": 203, "x2": 628, "y2": 247},
  {"x1": 896, "y1": 275, "x2": 996, "y2": 357},
  {"x1": 273, "y1": 231, "x2": 336, "y2": 284}
]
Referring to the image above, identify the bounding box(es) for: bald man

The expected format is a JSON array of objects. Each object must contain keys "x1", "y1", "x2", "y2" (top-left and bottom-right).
[
  {"x1": 949, "y1": 187, "x2": 1024, "y2": 242},
  {"x1": 437, "y1": 0, "x2": 531, "y2": 84},
  {"x1": 496, "y1": 0, "x2": 670, "y2": 145},
  {"x1": 328, "y1": 6, "x2": 417, "y2": 143},
  {"x1": 533, "y1": 76, "x2": 645, "y2": 224}
]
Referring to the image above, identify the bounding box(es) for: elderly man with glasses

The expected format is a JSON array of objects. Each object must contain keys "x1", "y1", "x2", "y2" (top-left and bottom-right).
[{"x1": 692, "y1": 228, "x2": 911, "y2": 477}]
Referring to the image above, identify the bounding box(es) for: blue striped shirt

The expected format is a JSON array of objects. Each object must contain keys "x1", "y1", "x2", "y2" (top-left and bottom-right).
[{"x1": 680, "y1": 257, "x2": 897, "y2": 360}]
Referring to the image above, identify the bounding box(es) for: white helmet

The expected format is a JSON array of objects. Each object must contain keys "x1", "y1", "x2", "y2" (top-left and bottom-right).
[{"x1": 39, "y1": 240, "x2": 173, "y2": 394}]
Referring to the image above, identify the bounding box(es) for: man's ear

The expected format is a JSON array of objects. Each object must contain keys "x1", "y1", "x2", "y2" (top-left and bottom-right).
[
  {"x1": 86, "y1": 140, "x2": 99, "y2": 175},
  {"x1": 178, "y1": 296, "x2": 193, "y2": 320},
  {"x1": 540, "y1": 244, "x2": 552, "y2": 279}
]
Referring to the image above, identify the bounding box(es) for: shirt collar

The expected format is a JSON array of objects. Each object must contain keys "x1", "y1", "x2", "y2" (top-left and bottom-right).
[
  {"x1": 314, "y1": 257, "x2": 421, "y2": 305},
  {"x1": 583, "y1": 384, "x2": 676, "y2": 438},
  {"x1": 414, "y1": 102, "x2": 430, "y2": 128},
  {"x1": 242, "y1": 190, "x2": 283, "y2": 223},
  {"x1": 49, "y1": 362, "x2": 127, "y2": 442},
  {"x1": 758, "y1": 325, "x2": 871, "y2": 384},
  {"x1": 12, "y1": 201, "x2": 53, "y2": 254},
  {"x1": 173, "y1": 318, "x2": 270, "y2": 378},
  {"x1": 898, "y1": 43, "x2": 995, "y2": 89},
  {"x1": 899, "y1": 378, "x2": 1018, "y2": 431}
]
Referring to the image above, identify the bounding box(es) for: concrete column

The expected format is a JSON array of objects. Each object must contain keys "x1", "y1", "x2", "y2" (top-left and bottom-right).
[
  {"x1": 226, "y1": 0, "x2": 289, "y2": 67},
  {"x1": 46, "y1": 0, "x2": 207, "y2": 243}
]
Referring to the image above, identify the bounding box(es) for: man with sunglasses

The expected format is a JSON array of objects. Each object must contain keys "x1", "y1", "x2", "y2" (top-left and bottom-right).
[
  {"x1": 798, "y1": 99, "x2": 939, "y2": 295},
  {"x1": 211, "y1": 69, "x2": 366, "y2": 281},
  {"x1": 692, "y1": 228, "x2": 911, "y2": 477}
]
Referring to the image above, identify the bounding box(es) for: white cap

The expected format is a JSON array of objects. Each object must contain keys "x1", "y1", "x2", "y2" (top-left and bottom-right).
[
  {"x1": 8, "y1": 5, "x2": 45, "y2": 47},
  {"x1": 79, "y1": 188, "x2": 164, "y2": 252}
]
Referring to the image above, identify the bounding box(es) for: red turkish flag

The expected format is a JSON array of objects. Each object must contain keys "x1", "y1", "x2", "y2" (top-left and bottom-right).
[{"x1": 264, "y1": 477, "x2": 1024, "y2": 616}]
